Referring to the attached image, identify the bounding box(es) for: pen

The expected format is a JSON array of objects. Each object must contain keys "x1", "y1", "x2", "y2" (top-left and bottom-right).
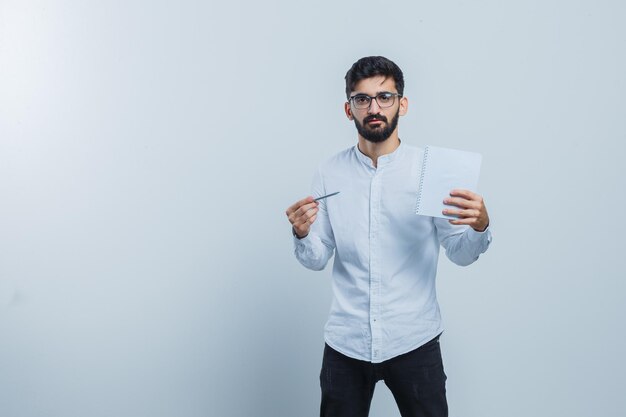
[{"x1": 314, "y1": 191, "x2": 340, "y2": 202}]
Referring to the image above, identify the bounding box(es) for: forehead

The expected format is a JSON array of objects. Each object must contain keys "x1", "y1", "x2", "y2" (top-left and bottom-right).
[{"x1": 352, "y1": 75, "x2": 397, "y2": 95}]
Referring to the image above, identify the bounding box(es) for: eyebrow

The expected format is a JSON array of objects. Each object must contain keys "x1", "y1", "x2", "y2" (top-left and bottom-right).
[{"x1": 351, "y1": 91, "x2": 395, "y2": 96}]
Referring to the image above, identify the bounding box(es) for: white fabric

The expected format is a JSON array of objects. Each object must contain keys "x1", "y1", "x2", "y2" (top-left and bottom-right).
[{"x1": 293, "y1": 141, "x2": 492, "y2": 363}]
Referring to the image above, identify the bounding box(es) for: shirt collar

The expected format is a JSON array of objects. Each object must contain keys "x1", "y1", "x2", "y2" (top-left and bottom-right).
[{"x1": 354, "y1": 139, "x2": 404, "y2": 169}]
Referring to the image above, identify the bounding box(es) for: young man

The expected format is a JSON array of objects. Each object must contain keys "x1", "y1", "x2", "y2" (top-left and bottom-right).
[{"x1": 285, "y1": 56, "x2": 492, "y2": 417}]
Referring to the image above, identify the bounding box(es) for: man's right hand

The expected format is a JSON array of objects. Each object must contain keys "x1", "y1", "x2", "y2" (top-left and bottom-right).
[{"x1": 285, "y1": 196, "x2": 319, "y2": 239}]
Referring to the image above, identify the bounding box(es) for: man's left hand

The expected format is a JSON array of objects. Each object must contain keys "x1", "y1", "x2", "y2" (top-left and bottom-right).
[{"x1": 443, "y1": 189, "x2": 490, "y2": 232}]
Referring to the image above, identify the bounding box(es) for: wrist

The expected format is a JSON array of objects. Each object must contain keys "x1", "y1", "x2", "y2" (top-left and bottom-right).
[
  {"x1": 292, "y1": 227, "x2": 308, "y2": 240},
  {"x1": 472, "y1": 222, "x2": 489, "y2": 233}
]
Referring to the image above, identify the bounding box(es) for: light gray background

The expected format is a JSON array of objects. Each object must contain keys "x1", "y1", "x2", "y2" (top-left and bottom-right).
[{"x1": 1, "y1": 1, "x2": 625, "y2": 416}]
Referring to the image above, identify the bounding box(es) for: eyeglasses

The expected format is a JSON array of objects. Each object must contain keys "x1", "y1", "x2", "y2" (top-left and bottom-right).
[{"x1": 349, "y1": 92, "x2": 402, "y2": 109}]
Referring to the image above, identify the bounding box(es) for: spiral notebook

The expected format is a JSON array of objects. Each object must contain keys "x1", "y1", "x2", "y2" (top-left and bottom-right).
[{"x1": 415, "y1": 146, "x2": 482, "y2": 219}]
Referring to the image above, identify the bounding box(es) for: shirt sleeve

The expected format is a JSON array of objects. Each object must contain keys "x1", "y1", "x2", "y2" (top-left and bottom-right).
[
  {"x1": 293, "y1": 167, "x2": 336, "y2": 271},
  {"x1": 434, "y1": 217, "x2": 492, "y2": 266}
]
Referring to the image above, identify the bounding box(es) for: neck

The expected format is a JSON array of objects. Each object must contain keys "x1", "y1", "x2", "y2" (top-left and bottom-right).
[{"x1": 357, "y1": 132, "x2": 400, "y2": 168}]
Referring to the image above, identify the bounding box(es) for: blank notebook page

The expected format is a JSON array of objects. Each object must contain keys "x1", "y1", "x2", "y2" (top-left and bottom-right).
[{"x1": 415, "y1": 146, "x2": 482, "y2": 220}]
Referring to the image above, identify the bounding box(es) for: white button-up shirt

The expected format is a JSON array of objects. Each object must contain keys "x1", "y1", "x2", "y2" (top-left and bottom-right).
[{"x1": 293, "y1": 141, "x2": 492, "y2": 363}]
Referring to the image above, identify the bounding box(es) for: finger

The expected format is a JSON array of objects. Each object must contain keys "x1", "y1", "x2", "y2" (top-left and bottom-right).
[
  {"x1": 286, "y1": 197, "x2": 314, "y2": 217},
  {"x1": 286, "y1": 196, "x2": 315, "y2": 215},
  {"x1": 449, "y1": 189, "x2": 480, "y2": 201},
  {"x1": 294, "y1": 207, "x2": 319, "y2": 226},
  {"x1": 294, "y1": 213, "x2": 318, "y2": 233},
  {"x1": 294, "y1": 201, "x2": 319, "y2": 218},
  {"x1": 448, "y1": 217, "x2": 480, "y2": 226},
  {"x1": 301, "y1": 206, "x2": 319, "y2": 221},
  {"x1": 288, "y1": 201, "x2": 318, "y2": 224},
  {"x1": 443, "y1": 197, "x2": 480, "y2": 210},
  {"x1": 443, "y1": 208, "x2": 479, "y2": 218}
]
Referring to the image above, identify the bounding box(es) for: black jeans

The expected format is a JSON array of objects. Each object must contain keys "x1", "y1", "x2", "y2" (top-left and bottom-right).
[{"x1": 320, "y1": 334, "x2": 448, "y2": 417}]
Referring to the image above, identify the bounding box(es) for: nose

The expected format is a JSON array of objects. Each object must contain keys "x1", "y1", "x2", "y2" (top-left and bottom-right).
[{"x1": 367, "y1": 98, "x2": 382, "y2": 114}]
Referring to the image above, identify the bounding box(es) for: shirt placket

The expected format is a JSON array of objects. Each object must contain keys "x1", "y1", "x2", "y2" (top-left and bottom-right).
[{"x1": 369, "y1": 167, "x2": 382, "y2": 362}]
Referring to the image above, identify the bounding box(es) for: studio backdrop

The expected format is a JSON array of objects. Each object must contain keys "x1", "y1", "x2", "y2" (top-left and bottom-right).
[{"x1": 1, "y1": 1, "x2": 625, "y2": 416}]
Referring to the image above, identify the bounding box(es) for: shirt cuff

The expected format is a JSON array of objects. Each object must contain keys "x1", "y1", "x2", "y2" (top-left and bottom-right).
[
  {"x1": 466, "y1": 225, "x2": 492, "y2": 243},
  {"x1": 292, "y1": 228, "x2": 311, "y2": 245}
]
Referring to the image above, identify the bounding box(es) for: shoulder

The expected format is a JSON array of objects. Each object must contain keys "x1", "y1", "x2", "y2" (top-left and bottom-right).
[
  {"x1": 391, "y1": 142, "x2": 424, "y2": 168},
  {"x1": 400, "y1": 142, "x2": 423, "y2": 158},
  {"x1": 317, "y1": 145, "x2": 356, "y2": 173}
]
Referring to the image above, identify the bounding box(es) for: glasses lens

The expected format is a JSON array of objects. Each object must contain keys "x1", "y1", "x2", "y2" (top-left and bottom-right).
[
  {"x1": 352, "y1": 95, "x2": 371, "y2": 109},
  {"x1": 376, "y1": 93, "x2": 395, "y2": 108}
]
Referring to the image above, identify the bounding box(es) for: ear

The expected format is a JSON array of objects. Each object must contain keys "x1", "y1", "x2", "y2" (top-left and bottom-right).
[
  {"x1": 344, "y1": 102, "x2": 354, "y2": 120},
  {"x1": 399, "y1": 96, "x2": 408, "y2": 116}
]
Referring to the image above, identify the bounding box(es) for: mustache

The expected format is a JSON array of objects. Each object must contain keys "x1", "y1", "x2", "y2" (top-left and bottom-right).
[{"x1": 363, "y1": 115, "x2": 388, "y2": 124}]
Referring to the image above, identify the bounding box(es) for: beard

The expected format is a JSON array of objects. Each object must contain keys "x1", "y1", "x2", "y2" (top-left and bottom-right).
[{"x1": 353, "y1": 108, "x2": 400, "y2": 143}]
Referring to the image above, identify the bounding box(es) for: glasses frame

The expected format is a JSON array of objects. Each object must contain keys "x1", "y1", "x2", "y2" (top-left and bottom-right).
[{"x1": 348, "y1": 92, "x2": 403, "y2": 109}]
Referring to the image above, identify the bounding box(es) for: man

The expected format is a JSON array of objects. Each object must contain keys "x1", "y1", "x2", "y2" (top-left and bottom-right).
[{"x1": 285, "y1": 56, "x2": 492, "y2": 417}]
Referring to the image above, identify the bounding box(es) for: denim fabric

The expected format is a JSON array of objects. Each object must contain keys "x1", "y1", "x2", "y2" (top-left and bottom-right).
[{"x1": 320, "y1": 334, "x2": 448, "y2": 417}]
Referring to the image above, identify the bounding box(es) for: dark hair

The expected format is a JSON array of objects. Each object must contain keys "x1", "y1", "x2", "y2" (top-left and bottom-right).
[{"x1": 344, "y1": 56, "x2": 404, "y2": 99}]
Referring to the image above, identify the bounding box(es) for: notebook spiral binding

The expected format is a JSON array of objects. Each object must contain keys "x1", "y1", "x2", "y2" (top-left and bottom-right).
[{"x1": 415, "y1": 146, "x2": 430, "y2": 214}]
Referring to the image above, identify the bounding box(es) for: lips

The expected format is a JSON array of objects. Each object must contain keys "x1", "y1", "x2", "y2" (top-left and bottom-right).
[
  {"x1": 364, "y1": 115, "x2": 386, "y2": 125},
  {"x1": 367, "y1": 120, "x2": 383, "y2": 126}
]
